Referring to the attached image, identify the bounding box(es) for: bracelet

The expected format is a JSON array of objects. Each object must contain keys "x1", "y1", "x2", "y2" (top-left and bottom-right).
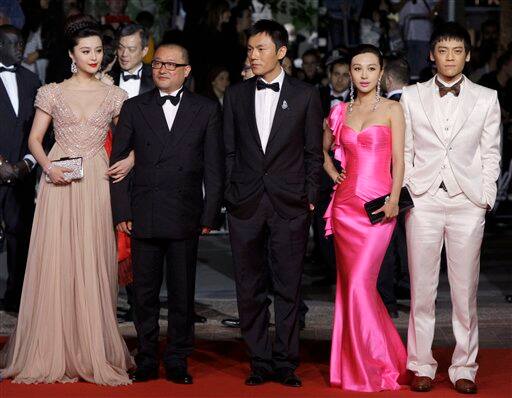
[{"x1": 44, "y1": 164, "x2": 54, "y2": 175}]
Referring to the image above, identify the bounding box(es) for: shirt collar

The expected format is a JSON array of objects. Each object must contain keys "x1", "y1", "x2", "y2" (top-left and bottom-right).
[
  {"x1": 159, "y1": 86, "x2": 184, "y2": 97},
  {"x1": 124, "y1": 63, "x2": 143, "y2": 76},
  {"x1": 436, "y1": 74, "x2": 464, "y2": 88},
  {"x1": 260, "y1": 67, "x2": 285, "y2": 86},
  {"x1": 386, "y1": 89, "x2": 403, "y2": 98},
  {"x1": 330, "y1": 85, "x2": 349, "y2": 98},
  {"x1": 0, "y1": 62, "x2": 16, "y2": 71}
]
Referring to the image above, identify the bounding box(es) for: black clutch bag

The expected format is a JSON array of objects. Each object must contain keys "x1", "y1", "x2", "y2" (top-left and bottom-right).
[{"x1": 364, "y1": 186, "x2": 414, "y2": 225}]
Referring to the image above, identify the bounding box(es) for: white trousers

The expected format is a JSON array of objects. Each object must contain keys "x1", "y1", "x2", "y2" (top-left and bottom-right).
[{"x1": 405, "y1": 188, "x2": 486, "y2": 384}]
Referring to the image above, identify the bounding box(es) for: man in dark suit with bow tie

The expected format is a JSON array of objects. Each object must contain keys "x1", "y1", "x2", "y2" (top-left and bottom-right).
[
  {"x1": 110, "y1": 43, "x2": 223, "y2": 384},
  {"x1": 378, "y1": 56, "x2": 411, "y2": 319},
  {"x1": 0, "y1": 25, "x2": 39, "y2": 312},
  {"x1": 223, "y1": 20, "x2": 323, "y2": 387},
  {"x1": 110, "y1": 23, "x2": 154, "y2": 99},
  {"x1": 318, "y1": 56, "x2": 350, "y2": 117}
]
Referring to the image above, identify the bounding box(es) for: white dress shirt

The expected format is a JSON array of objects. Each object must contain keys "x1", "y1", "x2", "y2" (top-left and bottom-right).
[
  {"x1": 119, "y1": 63, "x2": 143, "y2": 99},
  {"x1": 160, "y1": 87, "x2": 183, "y2": 131},
  {"x1": 0, "y1": 62, "x2": 19, "y2": 115},
  {"x1": 255, "y1": 68, "x2": 285, "y2": 153}
]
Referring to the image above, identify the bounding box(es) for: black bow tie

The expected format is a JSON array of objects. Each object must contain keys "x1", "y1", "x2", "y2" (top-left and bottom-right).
[
  {"x1": 330, "y1": 94, "x2": 345, "y2": 102},
  {"x1": 122, "y1": 72, "x2": 141, "y2": 81},
  {"x1": 158, "y1": 89, "x2": 183, "y2": 106},
  {"x1": 0, "y1": 66, "x2": 17, "y2": 73},
  {"x1": 256, "y1": 79, "x2": 280, "y2": 92}
]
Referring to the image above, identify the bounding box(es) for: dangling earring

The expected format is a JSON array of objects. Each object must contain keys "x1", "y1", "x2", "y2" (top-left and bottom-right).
[
  {"x1": 373, "y1": 77, "x2": 382, "y2": 112},
  {"x1": 71, "y1": 61, "x2": 77, "y2": 74},
  {"x1": 349, "y1": 79, "x2": 355, "y2": 113}
]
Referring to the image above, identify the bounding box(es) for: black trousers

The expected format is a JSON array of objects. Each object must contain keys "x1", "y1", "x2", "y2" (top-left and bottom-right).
[
  {"x1": 377, "y1": 212, "x2": 409, "y2": 309},
  {"x1": 131, "y1": 235, "x2": 199, "y2": 370},
  {"x1": 228, "y1": 194, "x2": 309, "y2": 372},
  {"x1": 0, "y1": 182, "x2": 34, "y2": 309}
]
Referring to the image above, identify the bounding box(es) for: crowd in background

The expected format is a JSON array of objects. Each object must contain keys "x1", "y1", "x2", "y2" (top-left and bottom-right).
[{"x1": 0, "y1": 0, "x2": 510, "y2": 207}]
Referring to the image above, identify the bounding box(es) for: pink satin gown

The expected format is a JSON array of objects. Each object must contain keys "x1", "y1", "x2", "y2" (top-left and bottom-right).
[{"x1": 324, "y1": 103, "x2": 408, "y2": 392}]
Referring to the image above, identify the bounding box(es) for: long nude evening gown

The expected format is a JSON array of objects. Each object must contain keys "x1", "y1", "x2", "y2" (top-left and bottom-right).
[{"x1": 0, "y1": 82, "x2": 133, "y2": 385}]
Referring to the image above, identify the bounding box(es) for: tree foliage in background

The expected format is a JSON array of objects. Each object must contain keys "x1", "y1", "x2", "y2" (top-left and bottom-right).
[{"x1": 259, "y1": 0, "x2": 318, "y2": 31}]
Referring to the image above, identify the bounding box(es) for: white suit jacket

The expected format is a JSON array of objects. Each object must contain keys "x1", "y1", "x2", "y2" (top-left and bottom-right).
[{"x1": 401, "y1": 76, "x2": 501, "y2": 208}]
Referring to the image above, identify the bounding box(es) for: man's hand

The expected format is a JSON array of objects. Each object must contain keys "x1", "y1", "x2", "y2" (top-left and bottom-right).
[
  {"x1": 0, "y1": 161, "x2": 16, "y2": 184},
  {"x1": 116, "y1": 221, "x2": 133, "y2": 235},
  {"x1": 201, "y1": 227, "x2": 211, "y2": 235},
  {"x1": 11, "y1": 160, "x2": 31, "y2": 181}
]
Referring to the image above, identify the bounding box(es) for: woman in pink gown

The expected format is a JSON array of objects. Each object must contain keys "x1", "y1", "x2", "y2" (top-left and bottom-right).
[{"x1": 323, "y1": 44, "x2": 409, "y2": 392}]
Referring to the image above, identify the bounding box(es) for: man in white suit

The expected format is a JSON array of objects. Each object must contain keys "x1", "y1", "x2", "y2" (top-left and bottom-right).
[{"x1": 401, "y1": 22, "x2": 501, "y2": 394}]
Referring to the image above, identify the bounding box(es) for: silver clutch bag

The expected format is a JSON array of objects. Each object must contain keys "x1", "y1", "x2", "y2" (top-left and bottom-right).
[{"x1": 45, "y1": 157, "x2": 84, "y2": 183}]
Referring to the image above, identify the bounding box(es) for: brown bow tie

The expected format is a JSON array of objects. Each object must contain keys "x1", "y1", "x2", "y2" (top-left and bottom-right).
[{"x1": 435, "y1": 77, "x2": 463, "y2": 97}]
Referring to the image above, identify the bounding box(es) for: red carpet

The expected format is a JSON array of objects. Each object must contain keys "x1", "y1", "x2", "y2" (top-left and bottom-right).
[{"x1": 1, "y1": 338, "x2": 510, "y2": 398}]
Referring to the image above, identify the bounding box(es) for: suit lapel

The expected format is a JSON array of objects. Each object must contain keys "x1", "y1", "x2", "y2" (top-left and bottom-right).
[
  {"x1": 266, "y1": 75, "x2": 291, "y2": 151},
  {"x1": 139, "y1": 89, "x2": 168, "y2": 143},
  {"x1": 417, "y1": 78, "x2": 445, "y2": 143},
  {"x1": 449, "y1": 78, "x2": 478, "y2": 142},
  {"x1": 243, "y1": 78, "x2": 263, "y2": 152},
  {"x1": 0, "y1": 77, "x2": 17, "y2": 119},
  {"x1": 165, "y1": 89, "x2": 199, "y2": 151},
  {"x1": 15, "y1": 70, "x2": 27, "y2": 121},
  {"x1": 139, "y1": 65, "x2": 154, "y2": 95}
]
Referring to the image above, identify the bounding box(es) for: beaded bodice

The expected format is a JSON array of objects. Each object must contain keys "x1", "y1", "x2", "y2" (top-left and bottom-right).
[{"x1": 34, "y1": 83, "x2": 128, "y2": 159}]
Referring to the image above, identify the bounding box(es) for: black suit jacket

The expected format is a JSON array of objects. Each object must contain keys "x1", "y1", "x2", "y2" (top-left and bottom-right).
[
  {"x1": 0, "y1": 66, "x2": 40, "y2": 163},
  {"x1": 110, "y1": 88, "x2": 224, "y2": 239},
  {"x1": 388, "y1": 92, "x2": 402, "y2": 102},
  {"x1": 319, "y1": 85, "x2": 348, "y2": 118},
  {"x1": 223, "y1": 75, "x2": 323, "y2": 219},
  {"x1": 110, "y1": 63, "x2": 155, "y2": 96}
]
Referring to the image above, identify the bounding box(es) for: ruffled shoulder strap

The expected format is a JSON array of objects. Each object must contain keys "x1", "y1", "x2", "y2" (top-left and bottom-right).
[{"x1": 326, "y1": 102, "x2": 347, "y2": 169}]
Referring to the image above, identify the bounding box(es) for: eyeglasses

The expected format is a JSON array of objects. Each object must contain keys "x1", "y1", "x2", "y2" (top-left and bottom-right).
[{"x1": 151, "y1": 60, "x2": 188, "y2": 71}]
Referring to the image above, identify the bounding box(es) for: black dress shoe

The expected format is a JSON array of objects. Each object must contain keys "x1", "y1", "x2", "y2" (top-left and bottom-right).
[
  {"x1": 276, "y1": 369, "x2": 302, "y2": 387},
  {"x1": 194, "y1": 313, "x2": 207, "y2": 323},
  {"x1": 165, "y1": 367, "x2": 193, "y2": 384},
  {"x1": 221, "y1": 318, "x2": 240, "y2": 328},
  {"x1": 244, "y1": 370, "x2": 271, "y2": 386},
  {"x1": 131, "y1": 368, "x2": 159, "y2": 382}
]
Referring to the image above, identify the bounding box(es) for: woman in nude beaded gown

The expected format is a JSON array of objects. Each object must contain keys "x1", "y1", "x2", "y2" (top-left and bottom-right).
[{"x1": 0, "y1": 19, "x2": 133, "y2": 385}]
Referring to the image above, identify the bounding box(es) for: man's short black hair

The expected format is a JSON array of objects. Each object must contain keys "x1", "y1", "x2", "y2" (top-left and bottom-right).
[
  {"x1": 384, "y1": 56, "x2": 410, "y2": 85},
  {"x1": 429, "y1": 22, "x2": 471, "y2": 53},
  {"x1": 327, "y1": 57, "x2": 349, "y2": 73},
  {"x1": 117, "y1": 23, "x2": 149, "y2": 48},
  {"x1": 247, "y1": 19, "x2": 288, "y2": 51}
]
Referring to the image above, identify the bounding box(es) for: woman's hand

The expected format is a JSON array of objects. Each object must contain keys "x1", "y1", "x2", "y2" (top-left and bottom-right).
[
  {"x1": 107, "y1": 152, "x2": 134, "y2": 183},
  {"x1": 372, "y1": 199, "x2": 399, "y2": 221},
  {"x1": 331, "y1": 169, "x2": 347, "y2": 184},
  {"x1": 47, "y1": 166, "x2": 72, "y2": 185}
]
